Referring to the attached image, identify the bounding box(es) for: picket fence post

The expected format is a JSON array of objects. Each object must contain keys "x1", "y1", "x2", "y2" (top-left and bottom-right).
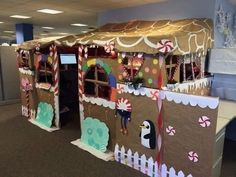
[
  {"x1": 114, "y1": 144, "x2": 119, "y2": 162},
  {"x1": 120, "y1": 146, "x2": 126, "y2": 164},
  {"x1": 147, "y1": 157, "x2": 154, "y2": 176},
  {"x1": 127, "y1": 149, "x2": 133, "y2": 167},
  {"x1": 133, "y1": 152, "x2": 139, "y2": 170}
]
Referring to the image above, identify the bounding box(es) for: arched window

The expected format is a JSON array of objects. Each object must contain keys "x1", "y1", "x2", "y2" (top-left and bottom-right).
[{"x1": 84, "y1": 65, "x2": 111, "y2": 99}]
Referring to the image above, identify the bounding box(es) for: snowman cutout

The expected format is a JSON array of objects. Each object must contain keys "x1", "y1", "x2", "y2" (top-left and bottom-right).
[{"x1": 140, "y1": 120, "x2": 156, "y2": 149}]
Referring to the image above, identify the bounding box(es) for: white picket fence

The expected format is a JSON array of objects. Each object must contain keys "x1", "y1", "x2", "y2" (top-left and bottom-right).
[{"x1": 114, "y1": 144, "x2": 193, "y2": 177}]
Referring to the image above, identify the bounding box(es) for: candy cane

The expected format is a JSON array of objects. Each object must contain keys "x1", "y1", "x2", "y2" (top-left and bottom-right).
[
  {"x1": 51, "y1": 44, "x2": 60, "y2": 127},
  {"x1": 78, "y1": 45, "x2": 85, "y2": 122},
  {"x1": 78, "y1": 45, "x2": 88, "y2": 58},
  {"x1": 170, "y1": 57, "x2": 181, "y2": 81}
]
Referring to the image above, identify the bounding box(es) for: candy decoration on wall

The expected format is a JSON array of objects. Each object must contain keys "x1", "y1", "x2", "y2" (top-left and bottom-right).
[
  {"x1": 21, "y1": 77, "x2": 33, "y2": 119},
  {"x1": 51, "y1": 45, "x2": 60, "y2": 127},
  {"x1": 78, "y1": 45, "x2": 85, "y2": 122},
  {"x1": 78, "y1": 45, "x2": 88, "y2": 59},
  {"x1": 81, "y1": 117, "x2": 109, "y2": 152},
  {"x1": 169, "y1": 57, "x2": 181, "y2": 81},
  {"x1": 157, "y1": 39, "x2": 174, "y2": 53},
  {"x1": 188, "y1": 151, "x2": 199, "y2": 163},
  {"x1": 115, "y1": 98, "x2": 132, "y2": 135},
  {"x1": 140, "y1": 120, "x2": 156, "y2": 149},
  {"x1": 166, "y1": 125, "x2": 176, "y2": 136},
  {"x1": 36, "y1": 102, "x2": 54, "y2": 128},
  {"x1": 198, "y1": 116, "x2": 211, "y2": 128},
  {"x1": 104, "y1": 41, "x2": 115, "y2": 53}
]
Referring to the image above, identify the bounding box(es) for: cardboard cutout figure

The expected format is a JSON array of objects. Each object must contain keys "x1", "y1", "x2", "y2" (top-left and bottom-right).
[
  {"x1": 115, "y1": 98, "x2": 132, "y2": 135},
  {"x1": 140, "y1": 120, "x2": 156, "y2": 149}
]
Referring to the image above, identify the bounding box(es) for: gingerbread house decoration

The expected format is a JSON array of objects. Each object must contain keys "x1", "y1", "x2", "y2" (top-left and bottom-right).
[{"x1": 17, "y1": 18, "x2": 222, "y2": 177}]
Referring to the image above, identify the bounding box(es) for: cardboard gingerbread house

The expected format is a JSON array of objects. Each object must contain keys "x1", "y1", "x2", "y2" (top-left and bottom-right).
[{"x1": 17, "y1": 18, "x2": 222, "y2": 177}]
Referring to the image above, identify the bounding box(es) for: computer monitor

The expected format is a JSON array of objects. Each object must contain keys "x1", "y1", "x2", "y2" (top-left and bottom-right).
[{"x1": 60, "y1": 54, "x2": 77, "y2": 64}]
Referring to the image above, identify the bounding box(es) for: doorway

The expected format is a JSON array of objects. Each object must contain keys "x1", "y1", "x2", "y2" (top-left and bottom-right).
[{"x1": 58, "y1": 47, "x2": 80, "y2": 129}]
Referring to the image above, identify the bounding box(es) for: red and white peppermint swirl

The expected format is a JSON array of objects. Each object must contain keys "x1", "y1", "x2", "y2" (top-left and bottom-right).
[
  {"x1": 104, "y1": 41, "x2": 115, "y2": 53},
  {"x1": 166, "y1": 126, "x2": 176, "y2": 136},
  {"x1": 188, "y1": 151, "x2": 199, "y2": 163},
  {"x1": 157, "y1": 39, "x2": 174, "y2": 53},
  {"x1": 198, "y1": 116, "x2": 211, "y2": 128},
  {"x1": 116, "y1": 98, "x2": 132, "y2": 112},
  {"x1": 150, "y1": 90, "x2": 159, "y2": 101}
]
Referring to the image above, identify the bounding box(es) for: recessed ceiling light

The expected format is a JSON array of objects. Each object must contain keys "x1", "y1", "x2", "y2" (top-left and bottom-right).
[
  {"x1": 37, "y1": 9, "x2": 63, "y2": 14},
  {"x1": 40, "y1": 33, "x2": 48, "y2": 36},
  {"x1": 10, "y1": 15, "x2": 31, "y2": 19},
  {"x1": 81, "y1": 31, "x2": 88, "y2": 33},
  {"x1": 42, "y1": 27, "x2": 54, "y2": 30},
  {"x1": 4, "y1": 30, "x2": 14, "y2": 33},
  {"x1": 0, "y1": 22, "x2": 4, "y2": 24},
  {"x1": 71, "y1": 23, "x2": 88, "y2": 27}
]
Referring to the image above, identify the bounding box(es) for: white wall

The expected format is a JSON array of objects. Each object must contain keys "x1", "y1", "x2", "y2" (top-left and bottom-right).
[{"x1": 98, "y1": 0, "x2": 216, "y2": 26}]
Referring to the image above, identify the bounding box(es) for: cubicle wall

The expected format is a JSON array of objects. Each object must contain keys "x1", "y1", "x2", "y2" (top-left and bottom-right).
[{"x1": 0, "y1": 46, "x2": 20, "y2": 104}]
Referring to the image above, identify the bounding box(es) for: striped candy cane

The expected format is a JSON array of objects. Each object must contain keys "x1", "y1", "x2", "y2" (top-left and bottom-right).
[
  {"x1": 78, "y1": 45, "x2": 87, "y2": 122},
  {"x1": 51, "y1": 45, "x2": 60, "y2": 127}
]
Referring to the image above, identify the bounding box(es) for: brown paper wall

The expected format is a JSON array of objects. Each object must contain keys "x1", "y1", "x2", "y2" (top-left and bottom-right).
[
  {"x1": 83, "y1": 102, "x2": 116, "y2": 150},
  {"x1": 162, "y1": 100, "x2": 218, "y2": 177},
  {"x1": 116, "y1": 93, "x2": 159, "y2": 158}
]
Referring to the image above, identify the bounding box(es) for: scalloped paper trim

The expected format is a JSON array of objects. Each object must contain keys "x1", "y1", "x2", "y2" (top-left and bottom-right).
[
  {"x1": 19, "y1": 68, "x2": 34, "y2": 76},
  {"x1": 117, "y1": 83, "x2": 160, "y2": 100},
  {"x1": 160, "y1": 90, "x2": 219, "y2": 109},
  {"x1": 82, "y1": 95, "x2": 116, "y2": 109}
]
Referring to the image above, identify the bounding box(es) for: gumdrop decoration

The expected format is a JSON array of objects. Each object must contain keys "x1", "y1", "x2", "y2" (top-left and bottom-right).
[{"x1": 81, "y1": 117, "x2": 109, "y2": 152}]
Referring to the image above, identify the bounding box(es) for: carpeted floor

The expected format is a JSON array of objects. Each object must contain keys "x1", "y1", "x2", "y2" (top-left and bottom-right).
[{"x1": 0, "y1": 103, "x2": 235, "y2": 177}]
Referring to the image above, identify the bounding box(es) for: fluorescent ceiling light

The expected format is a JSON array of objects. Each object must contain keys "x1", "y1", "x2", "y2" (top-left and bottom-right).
[
  {"x1": 10, "y1": 15, "x2": 31, "y2": 19},
  {"x1": 40, "y1": 33, "x2": 48, "y2": 36},
  {"x1": 37, "y1": 9, "x2": 63, "y2": 14},
  {"x1": 4, "y1": 30, "x2": 14, "y2": 33},
  {"x1": 0, "y1": 22, "x2": 4, "y2": 24},
  {"x1": 71, "y1": 23, "x2": 88, "y2": 27},
  {"x1": 81, "y1": 31, "x2": 88, "y2": 33},
  {"x1": 42, "y1": 26, "x2": 54, "y2": 29}
]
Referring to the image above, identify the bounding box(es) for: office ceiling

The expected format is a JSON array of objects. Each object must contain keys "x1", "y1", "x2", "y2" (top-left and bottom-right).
[{"x1": 0, "y1": 0, "x2": 166, "y2": 41}]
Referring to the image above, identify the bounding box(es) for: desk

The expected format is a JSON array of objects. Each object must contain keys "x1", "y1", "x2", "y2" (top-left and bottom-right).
[{"x1": 213, "y1": 100, "x2": 236, "y2": 177}]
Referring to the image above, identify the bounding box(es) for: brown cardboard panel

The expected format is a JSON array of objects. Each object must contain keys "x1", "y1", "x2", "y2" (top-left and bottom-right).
[
  {"x1": 19, "y1": 73, "x2": 37, "y2": 110},
  {"x1": 36, "y1": 89, "x2": 54, "y2": 106},
  {"x1": 83, "y1": 102, "x2": 116, "y2": 150},
  {"x1": 116, "y1": 93, "x2": 159, "y2": 158},
  {"x1": 162, "y1": 100, "x2": 218, "y2": 177}
]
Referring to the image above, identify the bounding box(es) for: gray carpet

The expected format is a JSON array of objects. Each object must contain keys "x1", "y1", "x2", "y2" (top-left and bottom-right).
[{"x1": 0, "y1": 103, "x2": 235, "y2": 177}]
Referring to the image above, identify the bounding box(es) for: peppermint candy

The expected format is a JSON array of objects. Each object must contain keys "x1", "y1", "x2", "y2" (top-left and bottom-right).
[
  {"x1": 188, "y1": 151, "x2": 199, "y2": 163},
  {"x1": 104, "y1": 41, "x2": 115, "y2": 53},
  {"x1": 198, "y1": 116, "x2": 211, "y2": 128},
  {"x1": 157, "y1": 39, "x2": 174, "y2": 53},
  {"x1": 166, "y1": 125, "x2": 176, "y2": 136}
]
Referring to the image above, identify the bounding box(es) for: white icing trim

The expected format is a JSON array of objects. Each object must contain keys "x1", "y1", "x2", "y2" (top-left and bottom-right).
[
  {"x1": 117, "y1": 83, "x2": 160, "y2": 100},
  {"x1": 160, "y1": 90, "x2": 219, "y2": 109},
  {"x1": 82, "y1": 95, "x2": 116, "y2": 109},
  {"x1": 171, "y1": 78, "x2": 212, "y2": 93},
  {"x1": 71, "y1": 139, "x2": 114, "y2": 161},
  {"x1": 28, "y1": 119, "x2": 60, "y2": 132},
  {"x1": 35, "y1": 83, "x2": 55, "y2": 92},
  {"x1": 19, "y1": 68, "x2": 34, "y2": 76}
]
